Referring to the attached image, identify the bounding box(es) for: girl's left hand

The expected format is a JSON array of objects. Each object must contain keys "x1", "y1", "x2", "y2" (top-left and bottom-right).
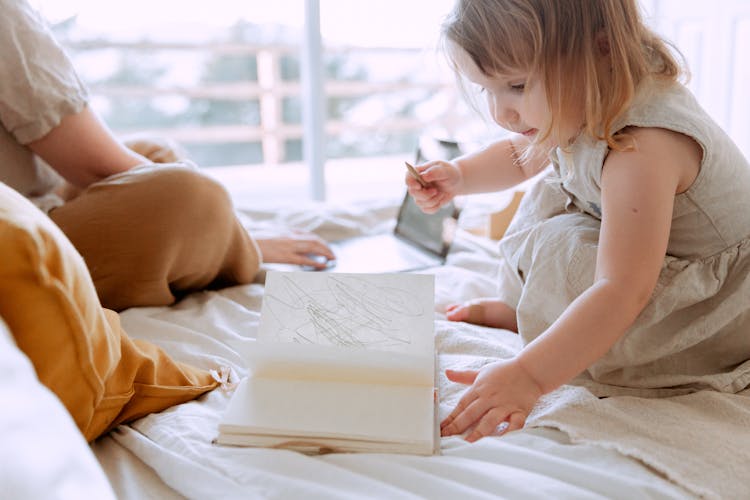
[{"x1": 440, "y1": 358, "x2": 543, "y2": 442}]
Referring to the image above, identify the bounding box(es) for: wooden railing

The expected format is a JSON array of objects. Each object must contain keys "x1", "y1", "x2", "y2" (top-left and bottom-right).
[{"x1": 62, "y1": 39, "x2": 461, "y2": 165}]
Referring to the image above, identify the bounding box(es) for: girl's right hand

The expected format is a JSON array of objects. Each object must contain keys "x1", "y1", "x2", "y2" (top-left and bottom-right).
[{"x1": 405, "y1": 160, "x2": 463, "y2": 214}]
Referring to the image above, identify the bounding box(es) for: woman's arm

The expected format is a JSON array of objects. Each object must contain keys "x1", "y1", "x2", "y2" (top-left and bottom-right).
[{"x1": 28, "y1": 105, "x2": 148, "y2": 188}]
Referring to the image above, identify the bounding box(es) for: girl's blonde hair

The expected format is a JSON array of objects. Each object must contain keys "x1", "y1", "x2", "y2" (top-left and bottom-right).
[{"x1": 442, "y1": 0, "x2": 685, "y2": 151}]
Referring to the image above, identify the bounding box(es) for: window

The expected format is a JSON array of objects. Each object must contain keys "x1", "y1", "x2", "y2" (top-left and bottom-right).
[
  {"x1": 31, "y1": 1, "x2": 749, "y2": 204},
  {"x1": 33, "y1": 0, "x2": 488, "y2": 204},
  {"x1": 34, "y1": 1, "x2": 306, "y2": 169}
]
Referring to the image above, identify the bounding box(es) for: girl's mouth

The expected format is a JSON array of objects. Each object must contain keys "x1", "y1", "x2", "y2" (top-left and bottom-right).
[{"x1": 521, "y1": 128, "x2": 538, "y2": 137}]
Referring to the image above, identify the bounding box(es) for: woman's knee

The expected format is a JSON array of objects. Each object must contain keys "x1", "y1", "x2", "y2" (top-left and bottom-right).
[{"x1": 142, "y1": 167, "x2": 236, "y2": 229}]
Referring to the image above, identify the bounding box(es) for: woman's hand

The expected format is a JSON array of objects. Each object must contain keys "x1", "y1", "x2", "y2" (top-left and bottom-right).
[
  {"x1": 255, "y1": 230, "x2": 335, "y2": 269},
  {"x1": 440, "y1": 358, "x2": 543, "y2": 442},
  {"x1": 405, "y1": 160, "x2": 463, "y2": 214}
]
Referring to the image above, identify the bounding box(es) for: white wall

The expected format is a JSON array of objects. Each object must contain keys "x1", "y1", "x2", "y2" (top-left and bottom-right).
[{"x1": 644, "y1": 0, "x2": 750, "y2": 157}]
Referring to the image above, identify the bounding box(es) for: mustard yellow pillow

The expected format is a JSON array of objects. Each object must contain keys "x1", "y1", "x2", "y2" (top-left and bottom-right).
[{"x1": 0, "y1": 182, "x2": 217, "y2": 441}]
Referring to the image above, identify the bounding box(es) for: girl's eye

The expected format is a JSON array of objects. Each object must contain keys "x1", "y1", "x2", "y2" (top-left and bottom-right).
[{"x1": 510, "y1": 82, "x2": 525, "y2": 92}]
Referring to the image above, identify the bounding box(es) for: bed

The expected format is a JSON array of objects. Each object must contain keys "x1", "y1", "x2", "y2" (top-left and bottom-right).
[{"x1": 6, "y1": 185, "x2": 747, "y2": 499}]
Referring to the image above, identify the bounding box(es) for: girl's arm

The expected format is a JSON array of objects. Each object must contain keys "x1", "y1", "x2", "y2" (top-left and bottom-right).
[
  {"x1": 28, "y1": 105, "x2": 148, "y2": 188},
  {"x1": 453, "y1": 135, "x2": 549, "y2": 195},
  {"x1": 519, "y1": 127, "x2": 701, "y2": 392},
  {"x1": 410, "y1": 134, "x2": 549, "y2": 214},
  {"x1": 441, "y1": 127, "x2": 701, "y2": 440}
]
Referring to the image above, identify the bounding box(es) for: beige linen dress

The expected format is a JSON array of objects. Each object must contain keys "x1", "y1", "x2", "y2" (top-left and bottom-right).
[{"x1": 498, "y1": 80, "x2": 750, "y2": 397}]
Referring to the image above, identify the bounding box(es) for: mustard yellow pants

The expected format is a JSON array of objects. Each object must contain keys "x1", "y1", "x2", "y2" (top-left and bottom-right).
[{"x1": 49, "y1": 164, "x2": 261, "y2": 311}]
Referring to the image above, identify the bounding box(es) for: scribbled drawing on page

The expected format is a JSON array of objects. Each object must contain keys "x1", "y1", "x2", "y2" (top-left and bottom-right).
[{"x1": 261, "y1": 274, "x2": 427, "y2": 350}]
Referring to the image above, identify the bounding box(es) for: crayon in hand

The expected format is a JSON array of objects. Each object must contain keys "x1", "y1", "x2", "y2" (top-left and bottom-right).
[{"x1": 405, "y1": 161, "x2": 428, "y2": 188}]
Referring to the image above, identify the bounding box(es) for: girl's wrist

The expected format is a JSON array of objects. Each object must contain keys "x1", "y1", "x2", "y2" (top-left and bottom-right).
[
  {"x1": 513, "y1": 354, "x2": 548, "y2": 397},
  {"x1": 453, "y1": 159, "x2": 469, "y2": 195}
]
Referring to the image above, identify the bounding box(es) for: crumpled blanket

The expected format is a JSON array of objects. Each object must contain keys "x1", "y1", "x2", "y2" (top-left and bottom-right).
[{"x1": 94, "y1": 196, "x2": 749, "y2": 499}]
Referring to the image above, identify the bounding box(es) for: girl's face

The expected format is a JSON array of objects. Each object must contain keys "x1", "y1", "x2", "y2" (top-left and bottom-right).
[{"x1": 450, "y1": 43, "x2": 548, "y2": 141}]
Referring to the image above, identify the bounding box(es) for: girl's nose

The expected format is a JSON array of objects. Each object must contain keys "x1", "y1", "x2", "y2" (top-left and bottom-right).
[{"x1": 488, "y1": 95, "x2": 519, "y2": 129}]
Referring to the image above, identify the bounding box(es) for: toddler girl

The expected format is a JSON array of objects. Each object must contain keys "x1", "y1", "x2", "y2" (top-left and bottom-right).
[{"x1": 407, "y1": 0, "x2": 750, "y2": 442}]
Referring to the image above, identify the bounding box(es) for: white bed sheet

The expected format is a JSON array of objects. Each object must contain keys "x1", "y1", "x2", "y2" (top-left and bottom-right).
[{"x1": 92, "y1": 197, "x2": 694, "y2": 499}]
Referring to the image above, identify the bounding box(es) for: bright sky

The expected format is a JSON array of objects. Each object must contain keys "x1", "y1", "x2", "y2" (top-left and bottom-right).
[{"x1": 32, "y1": 0, "x2": 456, "y2": 48}]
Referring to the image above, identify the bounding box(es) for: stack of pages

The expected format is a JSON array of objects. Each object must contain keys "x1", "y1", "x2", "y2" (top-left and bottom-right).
[{"x1": 216, "y1": 271, "x2": 438, "y2": 455}]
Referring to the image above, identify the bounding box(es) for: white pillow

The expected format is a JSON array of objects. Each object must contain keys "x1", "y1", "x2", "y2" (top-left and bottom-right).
[{"x1": 0, "y1": 317, "x2": 116, "y2": 500}]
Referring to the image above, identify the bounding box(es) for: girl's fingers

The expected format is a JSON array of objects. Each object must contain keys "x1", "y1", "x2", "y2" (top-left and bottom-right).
[
  {"x1": 412, "y1": 186, "x2": 453, "y2": 214},
  {"x1": 410, "y1": 189, "x2": 438, "y2": 212},
  {"x1": 422, "y1": 197, "x2": 445, "y2": 214},
  {"x1": 464, "y1": 410, "x2": 527, "y2": 443},
  {"x1": 405, "y1": 176, "x2": 423, "y2": 191},
  {"x1": 505, "y1": 411, "x2": 527, "y2": 433},
  {"x1": 465, "y1": 408, "x2": 507, "y2": 442},
  {"x1": 440, "y1": 370, "x2": 479, "y2": 432},
  {"x1": 445, "y1": 369, "x2": 478, "y2": 385},
  {"x1": 441, "y1": 393, "x2": 484, "y2": 436},
  {"x1": 440, "y1": 388, "x2": 474, "y2": 430},
  {"x1": 445, "y1": 304, "x2": 469, "y2": 321}
]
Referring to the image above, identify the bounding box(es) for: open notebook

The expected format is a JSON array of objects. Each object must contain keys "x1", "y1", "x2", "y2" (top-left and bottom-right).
[{"x1": 216, "y1": 271, "x2": 438, "y2": 455}]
